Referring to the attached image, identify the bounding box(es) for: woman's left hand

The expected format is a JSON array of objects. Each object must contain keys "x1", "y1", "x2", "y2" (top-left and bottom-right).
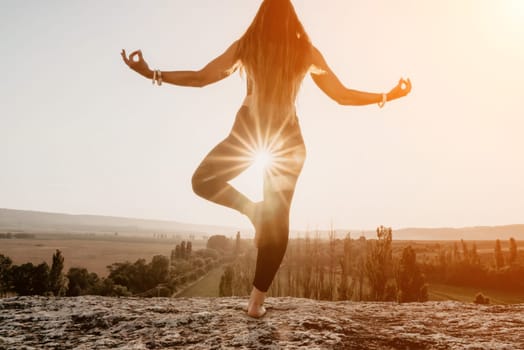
[{"x1": 387, "y1": 78, "x2": 412, "y2": 101}]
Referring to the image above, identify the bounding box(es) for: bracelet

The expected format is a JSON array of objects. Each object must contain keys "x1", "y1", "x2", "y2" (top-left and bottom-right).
[
  {"x1": 378, "y1": 93, "x2": 387, "y2": 108},
  {"x1": 157, "y1": 70, "x2": 162, "y2": 86},
  {"x1": 152, "y1": 69, "x2": 162, "y2": 86}
]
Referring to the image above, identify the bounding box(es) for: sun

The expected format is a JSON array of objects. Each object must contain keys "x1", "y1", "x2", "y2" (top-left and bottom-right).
[
  {"x1": 252, "y1": 149, "x2": 274, "y2": 172},
  {"x1": 229, "y1": 147, "x2": 276, "y2": 202}
]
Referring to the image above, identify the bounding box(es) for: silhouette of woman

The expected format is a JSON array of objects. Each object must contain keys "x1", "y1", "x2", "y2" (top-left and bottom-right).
[{"x1": 122, "y1": 0, "x2": 411, "y2": 318}]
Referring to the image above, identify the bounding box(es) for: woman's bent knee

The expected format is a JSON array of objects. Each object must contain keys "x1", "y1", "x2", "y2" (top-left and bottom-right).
[{"x1": 191, "y1": 171, "x2": 207, "y2": 198}]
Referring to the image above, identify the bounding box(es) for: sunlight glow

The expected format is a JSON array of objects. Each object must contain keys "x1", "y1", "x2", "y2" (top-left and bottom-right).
[
  {"x1": 252, "y1": 149, "x2": 274, "y2": 172},
  {"x1": 227, "y1": 116, "x2": 301, "y2": 204}
]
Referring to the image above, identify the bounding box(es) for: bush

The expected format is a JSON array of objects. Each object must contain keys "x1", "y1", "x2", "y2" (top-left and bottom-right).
[
  {"x1": 474, "y1": 292, "x2": 490, "y2": 305},
  {"x1": 194, "y1": 248, "x2": 219, "y2": 261},
  {"x1": 192, "y1": 258, "x2": 205, "y2": 269}
]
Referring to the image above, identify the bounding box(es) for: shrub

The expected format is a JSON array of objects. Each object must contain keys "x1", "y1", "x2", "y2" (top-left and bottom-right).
[{"x1": 474, "y1": 292, "x2": 490, "y2": 305}]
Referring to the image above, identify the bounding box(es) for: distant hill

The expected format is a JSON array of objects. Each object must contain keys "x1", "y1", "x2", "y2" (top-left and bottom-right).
[
  {"x1": 324, "y1": 225, "x2": 524, "y2": 241},
  {"x1": 392, "y1": 225, "x2": 524, "y2": 241},
  {"x1": 0, "y1": 208, "x2": 245, "y2": 237},
  {"x1": 1, "y1": 208, "x2": 522, "y2": 240}
]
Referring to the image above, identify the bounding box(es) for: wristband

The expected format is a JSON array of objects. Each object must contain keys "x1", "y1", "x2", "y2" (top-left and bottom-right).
[{"x1": 378, "y1": 93, "x2": 387, "y2": 108}]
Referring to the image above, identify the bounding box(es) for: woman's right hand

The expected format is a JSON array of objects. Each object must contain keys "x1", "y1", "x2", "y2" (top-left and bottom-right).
[{"x1": 121, "y1": 49, "x2": 153, "y2": 79}]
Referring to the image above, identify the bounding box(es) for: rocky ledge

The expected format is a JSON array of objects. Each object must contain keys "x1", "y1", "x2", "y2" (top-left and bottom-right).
[{"x1": 0, "y1": 296, "x2": 523, "y2": 349}]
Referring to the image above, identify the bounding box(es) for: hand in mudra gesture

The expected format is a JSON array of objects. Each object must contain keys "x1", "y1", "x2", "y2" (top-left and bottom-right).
[
  {"x1": 388, "y1": 78, "x2": 412, "y2": 101},
  {"x1": 121, "y1": 49, "x2": 152, "y2": 78}
]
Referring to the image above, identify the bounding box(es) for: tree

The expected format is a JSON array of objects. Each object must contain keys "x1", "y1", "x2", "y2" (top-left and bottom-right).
[
  {"x1": 509, "y1": 238, "x2": 518, "y2": 266},
  {"x1": 366, "y1": 226, "x2": 394, "y2": 301},
  {"x1": 452, "y1": 242, "x2": 460, "y2": 263},
  {"x1": 180, "y1": 241, "x2": 187, "y2": 259},
  {"x1": 107, "y1": 261, "x2": 134, "y2": 291},
  {"x1": 338, "y1": 233, "x2": 352, "y2": 300},
  {"x1": 12, "y1": 262, "x2": 50, "y2": 296},
  {"x1": 49, "y1": 249, "x2": 66, "y2": 296},
  {"x1": 396, "y1": 246, "x2": 428, "y2": 303},
  {"x1": 235, "y1": 231, "x2": 241, "y2": 255},
  {"x1": 207, "y1": 235, "x2": 230, "y2": 251},
  {"x1": 66, "y1": 267, "x2": 100, "y2": 296},
  {"x1": 494, "y1": 239, "x2": 504, "y2": 270},
  {"x1": 149, "y1": 255, "x2": 170, "y2": 286},
  {"x1": 219, "y1": 265, "x2": 233, "y2": 296},
  {"x1": 300, "y1": 233, "x2": 313, "y2": 298},
  {"x1": 186, "y1": 241, "x2": 192, "y2": 258},
  {"x1": 11, "y1": 263, "x2": 35, "y2": 295},
  {"x1": 470, "y1": 242, "x2": 480, "y2": 265},
  {"x1": 0, "y1": 254, "x2": 13, "y2": 296},
  {"x1": 174, "y1": 245, "x2": 182, "y2": 260},
  {"x1": 460, "y1": 239, "x2": 469, "y2": 263},
  {"x1": 33, "y1": 262, "x2": 51, "y2": 295}
]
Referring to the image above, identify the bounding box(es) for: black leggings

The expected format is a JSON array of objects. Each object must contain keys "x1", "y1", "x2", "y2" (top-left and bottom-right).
[{"x1": 192, "y1": 106, "x2": 306, "y2": 292}]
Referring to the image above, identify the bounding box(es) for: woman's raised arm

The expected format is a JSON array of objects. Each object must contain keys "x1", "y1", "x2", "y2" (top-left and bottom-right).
[
  {"x1": 309, "y1": 46, "x2": 411, "y2": 106},
  {"x1": 121, "y1": 41, "x2": 240, "y2": 88}
]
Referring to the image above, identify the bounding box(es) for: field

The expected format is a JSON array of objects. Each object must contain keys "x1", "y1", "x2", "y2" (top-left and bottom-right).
[{"x1": 0, "y1": 234, "x2": 207, "y2": 277}]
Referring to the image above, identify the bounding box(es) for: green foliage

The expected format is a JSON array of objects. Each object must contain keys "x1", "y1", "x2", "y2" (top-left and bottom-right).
[
  {"x1": 107, "y1": 259, "x2": 155, "y2": 294},
  {"x1": 397, "y1": 246, "x2": 428, "y2": 303},
  {"x1": 337, "y1": 233, "x2": 352, "y2": 300},
  {"x1": 150, "y1": 255, "x2": 170, "y2": 285},
  {"x1": 474, "y1": 292, "x2": 490, "y2": 305},
  {"x1": 494, "y1": 239, "x2": 504, "y2": 270},
  {"x1": 171, "y1": 240, "x2": 193, "y2": 263},
  {"x1": 366, "y1": 226, "x2": 394, "y2": 301},
  {"x1": 194, "y1": 248, "x2": 219, "y2": 261},
  {"x1": 219, "y1": 265, "x2": 234, "y2": 296},
  {"x1": 509, "y1": 238, "x2": 518, "y2": 266},
  {"x1": 95, "y1": 278, "x2": 131, "y2": 297},
  {"x1": 11, "y1": 262, "x2": 50, "y2": 296},
  {"x1": 235, "y1": 232, "x2": 241, "y2": 255},
  {"x1": 66, "y1": 267, "x2": 100, "y2": 296},
  {"x1": 207, "y1": 235, "x2": 231, "y2": 251},
  {"x1": 106, "y1": 254, "x2": 182, "y2": 295},
  {"x1": 0, "y1": 254, "x2": 13, "y2": 296},
  {"x1": 49, "y1": 249, "x2": 66, "y2": 296}
]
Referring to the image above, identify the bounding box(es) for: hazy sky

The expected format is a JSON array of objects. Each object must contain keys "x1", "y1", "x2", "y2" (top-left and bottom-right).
[{"x1": 1, "y1": 1, "x2": 523, "y2": 232}]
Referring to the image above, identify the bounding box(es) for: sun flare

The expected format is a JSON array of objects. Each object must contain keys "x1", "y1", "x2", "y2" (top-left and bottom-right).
[{"x1": 252, "y1": 149, "x2": 274, "y2": 172}]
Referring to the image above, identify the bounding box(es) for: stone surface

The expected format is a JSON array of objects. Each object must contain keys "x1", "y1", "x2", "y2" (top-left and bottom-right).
[{"x1": 0, "y1": 296, "x2": 523, "y2": 349}]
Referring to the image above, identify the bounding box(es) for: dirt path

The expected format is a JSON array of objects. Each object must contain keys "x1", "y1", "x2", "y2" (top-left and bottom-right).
[{"x1": 174, "y1": 266, "x2": 223, "y2": 298}]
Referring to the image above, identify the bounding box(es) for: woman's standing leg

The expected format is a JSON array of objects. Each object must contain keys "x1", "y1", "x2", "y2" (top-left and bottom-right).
[{"x1": 248, "y1": 119, "x2": 306, "y2": 317}]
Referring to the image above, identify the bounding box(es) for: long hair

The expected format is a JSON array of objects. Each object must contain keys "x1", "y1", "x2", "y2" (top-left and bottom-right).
[{"x1": 237, "y1": 0, "x2": 313, "y2": 122}]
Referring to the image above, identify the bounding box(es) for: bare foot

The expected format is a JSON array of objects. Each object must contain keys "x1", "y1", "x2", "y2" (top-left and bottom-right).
[
  {"x1": 247, "y1": 303, "x2": 266, "y2": 318},
  {"x1": 247, "y1": 286, "x2": 267, "y2": 318}
]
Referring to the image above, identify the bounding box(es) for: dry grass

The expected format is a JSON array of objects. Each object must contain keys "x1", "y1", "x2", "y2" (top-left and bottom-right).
[
  {"x1": 0, "y1": 235, "x2": 207, "y2": 277},
  {"x1": 428, "y1": 283, "x2": 524, "y2": 304}
]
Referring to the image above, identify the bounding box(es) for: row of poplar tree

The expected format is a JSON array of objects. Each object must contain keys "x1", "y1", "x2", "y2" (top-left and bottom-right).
[{"x1": 220, "y1": 226, "x2": 428, "y2": 303}]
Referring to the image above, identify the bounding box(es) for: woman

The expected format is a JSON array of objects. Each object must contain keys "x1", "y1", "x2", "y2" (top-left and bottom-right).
[{"x1": 121, "y1": 0, "x2": 411, "y2": 318}]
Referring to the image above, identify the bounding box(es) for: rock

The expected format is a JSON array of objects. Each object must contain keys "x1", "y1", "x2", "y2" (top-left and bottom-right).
[{"x1": 0, "y1": 296, "x2": 523, "y2": 349}]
